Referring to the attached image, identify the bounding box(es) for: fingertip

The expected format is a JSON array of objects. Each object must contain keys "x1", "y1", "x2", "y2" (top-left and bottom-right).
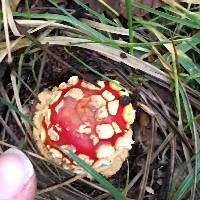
[
  {"x1": 19, "y1": 174, "x2": 37, "y2": 200},
  {"x1": 0, "y1": 148, "x2": 37, "y2": 200}
]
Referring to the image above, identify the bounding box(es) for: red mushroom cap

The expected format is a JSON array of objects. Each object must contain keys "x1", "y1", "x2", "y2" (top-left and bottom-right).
[{"x1": 33, "y1": 76, "x2": 135, "y2": 177}]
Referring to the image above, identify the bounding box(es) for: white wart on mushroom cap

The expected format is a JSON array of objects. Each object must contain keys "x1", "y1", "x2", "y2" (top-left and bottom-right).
[{"x1": 33, "y1": 76, "x2": 135, "y2": 177}]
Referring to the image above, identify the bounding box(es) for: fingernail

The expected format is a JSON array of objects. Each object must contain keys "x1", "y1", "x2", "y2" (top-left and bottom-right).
[{"x1": 0, "y1": 148, "x2": 37, "y2": 200}]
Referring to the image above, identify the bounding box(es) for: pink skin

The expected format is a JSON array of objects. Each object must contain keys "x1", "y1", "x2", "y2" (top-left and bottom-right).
[{"x1": 0, "y1": 148, "x2": 37, "y2": 200}]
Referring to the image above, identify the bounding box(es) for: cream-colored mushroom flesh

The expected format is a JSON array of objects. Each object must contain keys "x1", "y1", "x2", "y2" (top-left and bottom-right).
[{"x1": 33, "y1": 76, "x2": 135, "y2": 177}]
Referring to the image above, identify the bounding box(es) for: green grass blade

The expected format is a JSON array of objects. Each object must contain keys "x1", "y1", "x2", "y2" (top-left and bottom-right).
[
  {"x1": 163, "y1": 32, "x2": 200, "y2": 56},
  {"x1": 96, "y1": 38, "x2": 191, "y2": 48},
  {"x1": 18, "y1": 44, "x2": 33, "y2": 91},
  {"x1": 177, "y1": 52, "x2": 200, "y2": 84},
  {"x1": 72, "y1": 0, "x2": 117, "y2": 26},
  {"x1": 171, "y1": 50, "x2": 181, "y2": 120},
  {"x1": 0, "y1": 10, "x2": 2, "y2": 31},
  {"x1": 47, "y1": 0, "x2": 114, "y2": 43},
  {"x1": 154, "y1": 31, "x2": 200, "y2": 84},
  {"x1": 170, "y1": 150, "x2": 200, "y2": 200},
  {"x1": 171, "y1": 84, "x2": 200, "y2": 200},
  {"x1": 189, "y1": 72, "x2": 200, "y2": 80},
  {"x1": 133, "y1": 17, "x2": 172, "y2": 32},
  {"x1": 164, "y1": 3, "x2": 200, "y2": 27},
  {"x1": 59, "y1": 147, "x2": 127, "y2": 200},
  {"x1": 132, "y1": 1, "x2": 200, "y2": 29},
  {"x1": 13, "y1": 12, "x2": 110, "y2": 42},
  {"x1": 125, "y1": 0, "x2": 134, "y2": 54},
  {"x1": 171, "y1": 169, "x2": 194, "y2": 200},
  {"x1": 31, "y1": 52, "x2": 39, "y2": 83},
  {"x1": 123, "y1": 160, "x2": 130, "y2": 196},
  {"x1": 25, "y1": 0, "x2": 31, "y2": 19},
  {"x1": 184, "y1": 114, "x2": 200, "y2": 131}
]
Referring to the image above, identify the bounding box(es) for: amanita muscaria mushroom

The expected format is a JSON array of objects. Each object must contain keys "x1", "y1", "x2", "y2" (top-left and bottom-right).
[{"x1": 33, "y1": 76, "x2": 135, "y2": 177}]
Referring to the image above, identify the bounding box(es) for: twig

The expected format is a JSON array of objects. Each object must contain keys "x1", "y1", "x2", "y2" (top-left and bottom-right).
[
  {"x1": 80, "y1": 178, "x2": 108, "y2": 193},
  {"x1": 138, "y1": 117, "x2": 155, "y2": 200},
  {"x1": 1, "y1": 0, "x2": 12, "y2": 62},
  {"x1": 35, "y1": 52, "x2": 47, "y2": 94},
  {"x1": 147, "y1": 96, "x2": 193, "y2": 154},
  {"x1": 12, "y1": 70, "x2": 39, "y2": 101},
  {"x1": 168, "y1": 135, "x2": 176, "y2": 198},
  {"x1": 145, "y1": 82, "x2": 176, "y2": 199},
  {"x1": 0, "y1": 116, "x2": 19, "y2": 143},
  {"x1": 37, "y1": 175, "x2": 83, "y2": 195}
]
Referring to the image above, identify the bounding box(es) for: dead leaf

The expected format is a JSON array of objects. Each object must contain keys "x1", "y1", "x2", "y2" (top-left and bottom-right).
[
  {"x1": 8, "y1": 0, "x2": 21, "y2": 11},
  {"x1": 82, "y1": 0, "x2": 161, "y2": 17},
  {"x1": 138, "y1": 109, "x2": 152, "y2": 148}
]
